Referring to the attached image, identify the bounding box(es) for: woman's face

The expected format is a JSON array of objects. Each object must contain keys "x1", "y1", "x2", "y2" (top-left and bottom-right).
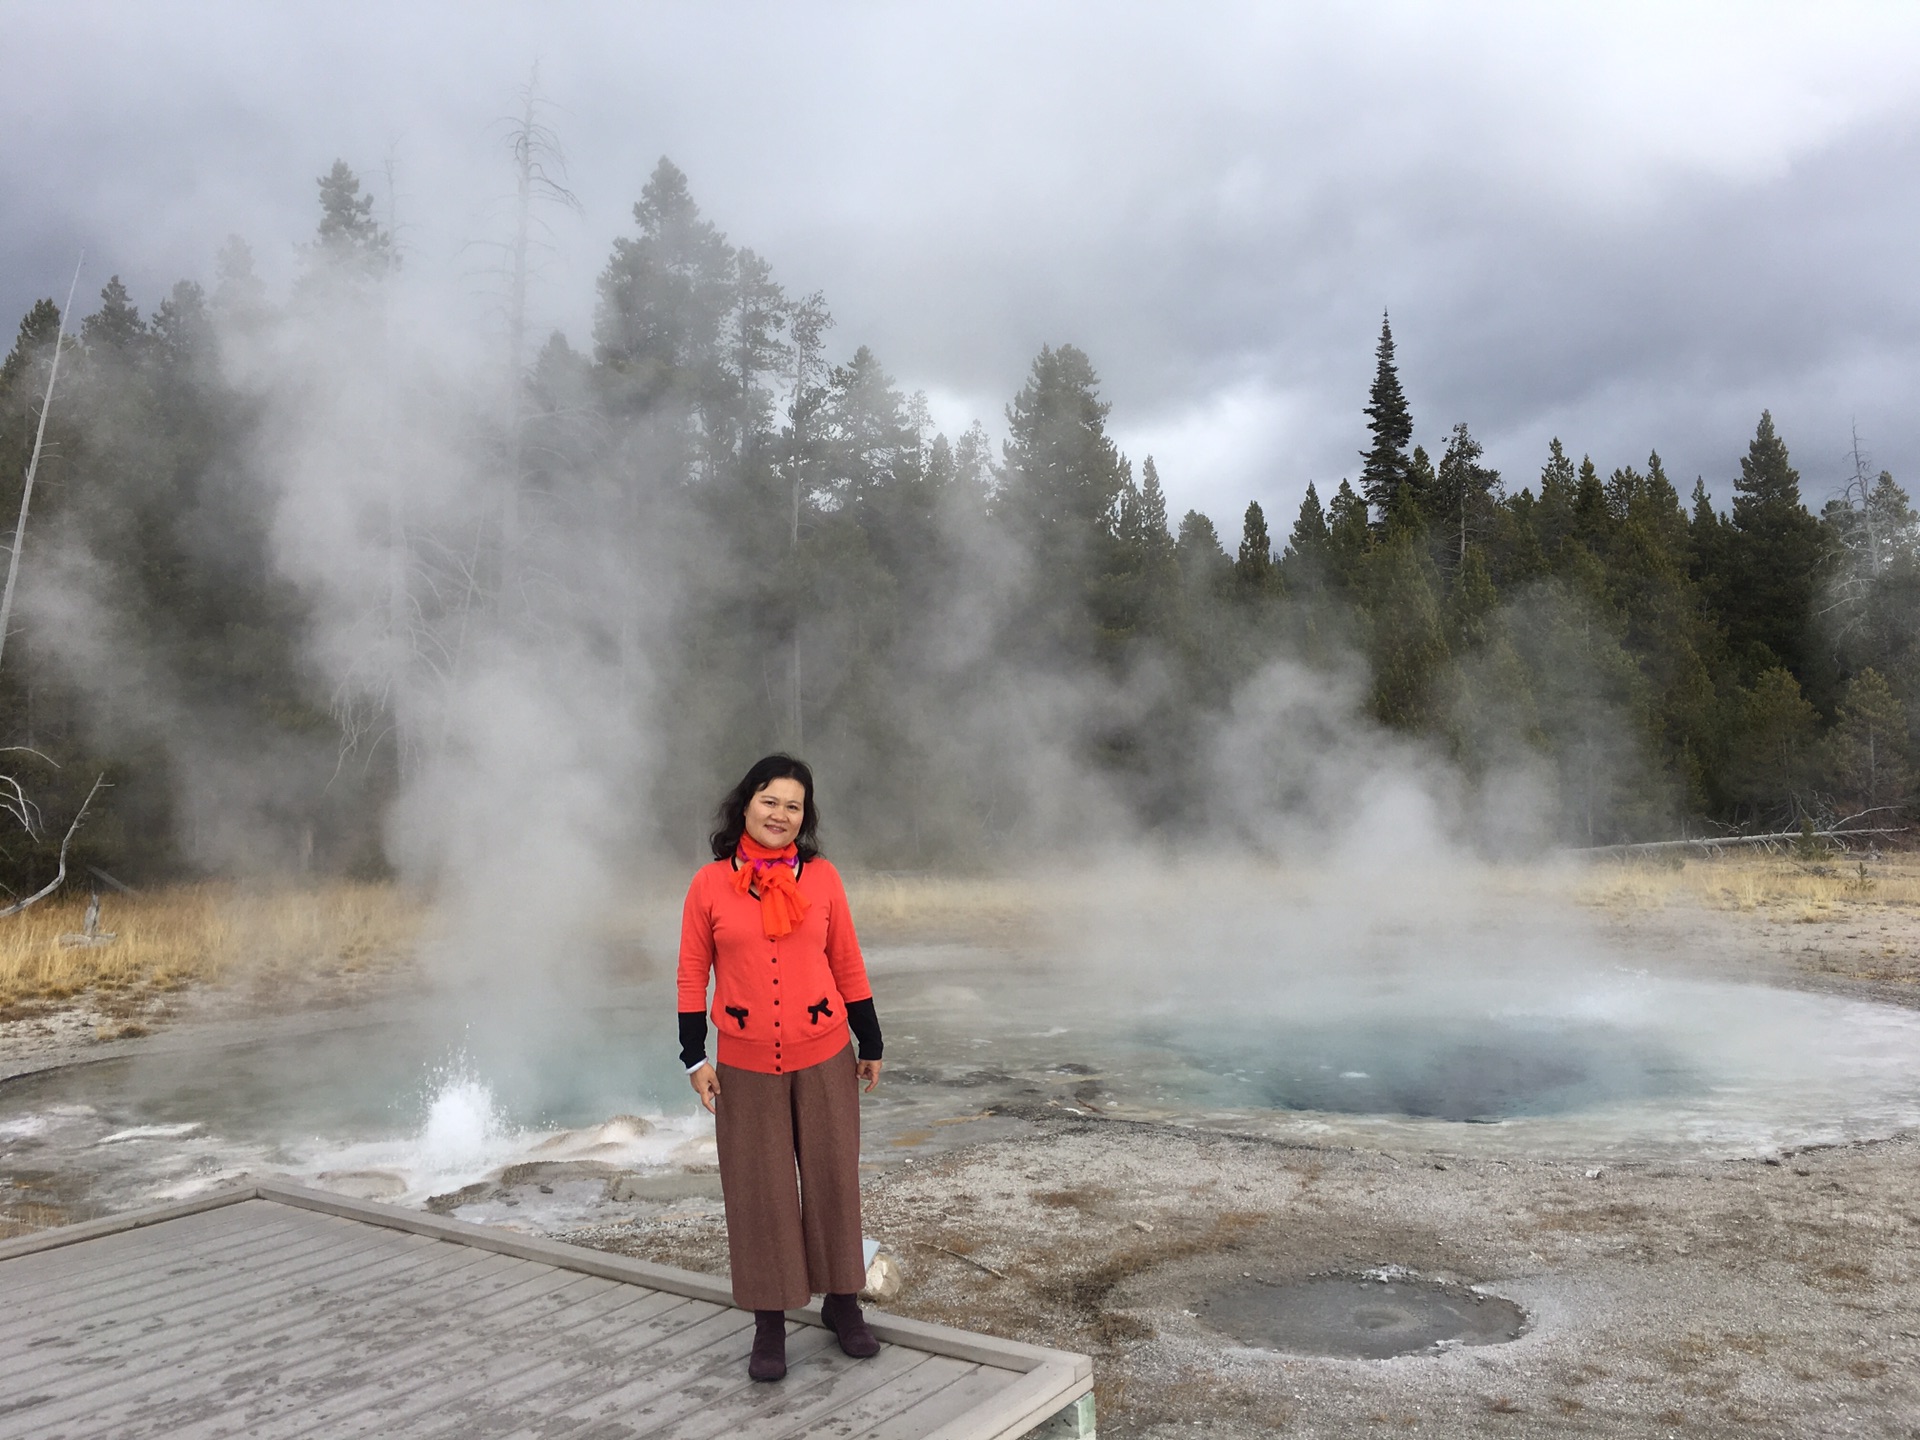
[{"x1": 743, "y1": 776, "x2": 807, "y2": 850}]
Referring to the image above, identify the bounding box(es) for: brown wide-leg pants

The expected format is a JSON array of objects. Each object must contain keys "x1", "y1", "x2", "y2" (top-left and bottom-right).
[{"x1": 714, "y1": 1044, "x2": 866, "y2": 1311}]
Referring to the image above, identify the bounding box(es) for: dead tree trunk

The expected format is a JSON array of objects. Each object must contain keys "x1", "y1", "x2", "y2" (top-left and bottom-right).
[
  {"x1": 0, "y1": 258, "x2": 83, "y2": 676},
  {"x1": 0, "y1": 773, "x2": 106, "y2": 918}
]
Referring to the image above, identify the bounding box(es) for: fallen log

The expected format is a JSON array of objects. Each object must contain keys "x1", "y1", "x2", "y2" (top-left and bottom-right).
[{"x1": 1573, "y1": 827, "x2": 1905, "y2": 858}]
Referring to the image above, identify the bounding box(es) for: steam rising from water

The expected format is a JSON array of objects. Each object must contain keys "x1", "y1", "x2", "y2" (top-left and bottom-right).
[{"x1": 7, "y1": 177, "x2": 1908, "y2": 1180}]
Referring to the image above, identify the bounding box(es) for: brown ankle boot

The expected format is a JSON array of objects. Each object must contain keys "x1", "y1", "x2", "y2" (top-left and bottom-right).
[
  {"x1": 821, "y1": 1292, "x2": 880, "y2": 1358},
  {"x1": 749, "y1": 1310, "x2": 787, "y2": 1381}
]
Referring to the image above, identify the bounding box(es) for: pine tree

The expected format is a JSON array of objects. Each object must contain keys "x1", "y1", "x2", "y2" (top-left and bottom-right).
[
  {"x1": 80, "y1": 276, "x2": 146, "y2": 354},
  {"x1": 0, "y1": 300, "x2": 62, "y2": 394},
  {"x1": 1135, "y1": 456, "x2": 1174, "y2": 565},
  {"x1": 310, "y1": 161, "x2": 395, "y2": 278},
  {"x1": 1358, "y1": 312, "x2": 1413, "y2": 518},
  {"x1": 1175, "y1": 509, "x2": 1230, "y2": 593},
  {"x1": 1116, "y1": 455, "x2": 1182, "y2": 642},
  {"x1": 1687, "y1": 478, "x2": 1727, "y2": 591},
  {"x1": 593, "y1": 157, "x2": 735, "y2": 424},
  {"x1": 997, "y1": 343, "x2": 1127, "y2": 549},
  {"x1": 1601, "y1": 457, "x2": 1721, "y2": 818},
  {"x1": 1280, "y1": 481, "x2": 1331, "y2": 588},
  {"x1": 1235, "y1": 500, "x2": 1274, "y2": 595},
  {"x1": 150, "y1": 281, "x2": 213, "y2": 375},
  {"x1": 1637, "y1": 452, "x2": 1690, "y2": 555},
  {"x1": 724, "y1": 247, "x2": 789, "y2": 456},
  {"x1": 1489, "y1": 488, "x2": 1547, "y2": 587},
  {"x1": 1364, "y1": 529, "x2": 1449, "y2": 728},
  {"x1": 1501, "y1": 583, "x2": 1661, "y2": 843},
  {"x1": 1723, "y1": 411, "x2": 1821, "y2": 680},
  {"x1": 211, "y1": 236, "x2": 270, "y2": 337},
  {"x1": 1535, "y1": 438, "x2": 1578, "y2": 556},
  {"x1": 1825, "y1": 668, "x2": 1911, "y2": 816},
  {"x1": 991, "y1": 343, "x2": 1129, "y2": 658},
  {"x1": 1432, "y1": 422, "x2": 1499, "y2": 569},
  {"x1": 1326, "y1": 478, "x2": 1371, "y2": 590},
  {"x1": 1570, "y1": 455, "x2": 1610, "y2": 555},
  {"x1": 1727, "y1": 666, "x2": 1820, "y2": 823},
  {"x1": 1447, "y1": 544, "x2": 1498, "y2": 652},
  {"x1": 1821, "y1": 462, "x2": 1920, "y2": 684},
  {"x1": 823, "y1": 346, "x2": 916, "y2": 514}
]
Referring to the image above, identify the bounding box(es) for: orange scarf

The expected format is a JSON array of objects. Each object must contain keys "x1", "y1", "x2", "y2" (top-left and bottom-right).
[{"x1": 732, "y1": 835, "x2": 810, "y2": 938}]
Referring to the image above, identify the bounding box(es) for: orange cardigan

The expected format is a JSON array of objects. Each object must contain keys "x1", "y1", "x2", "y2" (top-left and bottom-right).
[{"x1": 677, "y1": 856, "x2": 873, "y2": 1075}]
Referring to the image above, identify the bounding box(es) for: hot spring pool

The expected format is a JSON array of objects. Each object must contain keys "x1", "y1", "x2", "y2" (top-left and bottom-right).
[{"x1": 5, "y1": 946, "x2": 1920, "y2": 1230}]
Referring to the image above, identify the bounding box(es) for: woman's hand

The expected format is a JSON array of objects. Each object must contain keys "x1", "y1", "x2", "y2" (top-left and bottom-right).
[
  {"x1": 690, "y1": 1062, "x2": 721, "y2": 1113},
  {"x1": 855, "y1": 1058, "x2": 882, "y2": 1093}
]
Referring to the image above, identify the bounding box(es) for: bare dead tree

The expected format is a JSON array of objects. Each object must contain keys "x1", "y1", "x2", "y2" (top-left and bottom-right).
[
  {"x1": 785, "y1": 292, "x2": 832, "y2": 748},
  {"x1": 498, "y1": 67, "x2": 580, "y2": 607},
  {"x1": 0, "y1": 258, "x2": 83, "y2": 676},
  {"x1": 0, "y1": 746, "x2": 58, "y2": 838},
  {"x1": 1843, "y1": 423, "x2": 1881, "y2": 577},
  {"x1": 0, "y1": 773, "x2": 106, "y2": 918}
]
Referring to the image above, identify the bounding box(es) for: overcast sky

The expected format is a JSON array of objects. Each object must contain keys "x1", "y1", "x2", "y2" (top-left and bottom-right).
[{"x1": 6, "y1": 1, "x2": 1920, "y2": 529}]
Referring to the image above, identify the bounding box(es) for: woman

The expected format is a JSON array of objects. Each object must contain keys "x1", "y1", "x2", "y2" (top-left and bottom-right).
[{"x1": 678, "y1": 754, "x2": 886, "y2": 1383}]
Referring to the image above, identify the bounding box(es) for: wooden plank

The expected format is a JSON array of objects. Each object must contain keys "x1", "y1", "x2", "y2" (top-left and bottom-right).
[
  {"x1": 666, "y1": 1343, "x2": 930, "y2": 1440},
  {"x1": 307, "y1": 1289, "x2": 706, "y2": 1440},
  {"x1": 8, "y1": 1237, "x2": 484, "y2": 1412},
  {"x1": 787, "y1": 1355, "x2": 981, "y2": 1440},
  {"x1": 0, "y1": 1200, "x2": 316, "y2": 1306},
  {"x1": 254, "y1": 1183, "x2": 1086, "y2": 1375},
  {"x1": 836, "y1": 1315, "x2": 1072, "y2": 1375},
  {"x1": 107, "y1": 1251, "x2": 680, "y2": 1440},
  {"x1": 308, "y1": 1298, "x2": 750, "y2": 1440},
  {"x1": 0, "y1": 1216, "x2": 412, "y2": 1384},
  {"x1": 0, "y1": 1217, "x2": 327, "y2": 1339},
  {"x1": 522, "y1": 1324, "x2": 842, "y2": 1440},
  {"x1": 161, "y1": 1294, "x2": 729, "y2": 1440},
  {"x1": 0, "y1": 1209, "x2": 414, "y2": 1360},
  {"x1": 18, "y1": 1253, "x2": 527, "y2": 1440},
  {"x1": 79, "y1": 1254, "x2": 567, "y2": 1440},
  {"x1": 919, "y1": 1363, "x2": 1091, "y2": 1440},
  {"x1": 253, "y1": 1181, "x2": 742, "y2": 1307},
  {"x1": 3, "y1": 1204, "x2": 405, "y2": 1324},
  {"x1": 0, "y1": 1232, "x2": 482, "y2": 1428},
  {"x1": 210, "y1": 1285, "x2": 703, "y2": 1440},
  {"x1": 851, "y1": 1368, "x2": 1022, "y2": 1440},
  {"x1": 0, "y1": 1192, "x2": 269, "y2": 1282},
  {"x1": 0, "y1": 1183, "x2": 255, "y2": 1264},
  {"x1": 325, "y1": 1289, "x2": 722, "y2": 1440},
  {"x1": 37, "y1": 1262, "x2": 539, "y2": 1440},
  {"x1": 0, "y1": 1233, "x2": 502, "y2": 1430},
  {"x1": 480, "y1": 1307, "x2": 779, "y2": 1440},
  {"x1": 0, "y1": 1202, "x2": 350, "y2": 1321},
  {"x1": 39, "y1": 1180, "x2": 1080, "y2": 1379}
]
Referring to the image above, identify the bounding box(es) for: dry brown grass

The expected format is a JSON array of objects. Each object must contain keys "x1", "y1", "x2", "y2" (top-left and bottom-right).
[
  {"x1": 841, "y1": 873, "x2": 1043, "y2": 944},
  {"x1": 0, "y1": 882, "x2": 425, "y2": 1013},
  {"x1": 1572, "y1": 851, "x2": 1920, "y2": 915}
]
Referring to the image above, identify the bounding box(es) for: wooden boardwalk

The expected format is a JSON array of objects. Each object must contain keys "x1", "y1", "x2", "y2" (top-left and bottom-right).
[{"x1": 0, "y1": 1180, "x2": 1092, "y2": 1440}]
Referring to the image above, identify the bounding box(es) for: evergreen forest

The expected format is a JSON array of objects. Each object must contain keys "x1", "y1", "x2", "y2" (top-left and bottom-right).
[{"x1": 1, "y1": 155, "x2": 1915, "y2": 893}]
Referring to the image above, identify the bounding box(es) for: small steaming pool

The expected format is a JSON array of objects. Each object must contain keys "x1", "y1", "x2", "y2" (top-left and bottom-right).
[{"x1": 5, "y1": 949, "x2": 1920, "y2": 1229}]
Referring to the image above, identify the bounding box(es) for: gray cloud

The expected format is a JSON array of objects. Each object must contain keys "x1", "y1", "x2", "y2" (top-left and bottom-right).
[{"x1": 5, "y1": 1, "x2": 1919, "y2": 528}]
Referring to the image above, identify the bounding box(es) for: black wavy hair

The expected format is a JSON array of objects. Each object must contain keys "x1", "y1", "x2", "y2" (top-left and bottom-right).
[{"x1": 709, "y1": 753, "x2": 821, "y2": 861}]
